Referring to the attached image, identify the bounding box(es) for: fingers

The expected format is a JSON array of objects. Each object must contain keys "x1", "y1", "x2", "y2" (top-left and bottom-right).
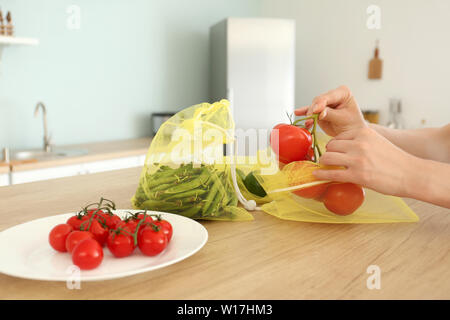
[
  {"x1": 294, "y1": 106, "x2": 309, "y2": 116},
  {"x1": 319, "y1": 151, "x2": 352, "y2": 167},
  {"x1": 320, "y1": 85, "x2": 352, "y2": 107},
  {"x1": 333, "y1": 129, "x2": 359, "y2": 141},
  {"x1": 318, "y1": 106, "x2": 340, "y2": 122},
  {"x1": 312, "y1": 168, "x2": 350, "y2": 183},
  {"x1": 294, "y1": 105, "x2": 314, "y2": 128},
  {"x1": 297, "y1": 85, "x2": 352, "y2": 118},
  {"x1": 325, "y1": 139, "x2": 353, "y2": 153}
]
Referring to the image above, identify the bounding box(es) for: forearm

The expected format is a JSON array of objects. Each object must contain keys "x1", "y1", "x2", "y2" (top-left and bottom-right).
[
  {"x1": 369, "y1": 123, "x2": 450, "y2": 162},
  {"x1": 403, "y1": 155, "x2": 450, "y2": 208}
]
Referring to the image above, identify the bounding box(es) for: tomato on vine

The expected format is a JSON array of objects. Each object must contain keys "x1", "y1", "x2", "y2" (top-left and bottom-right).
[
  {"x1": 49, "y1": 224, "x2": 73, "y2": 252},
  {"x1": 65, "y1": 230, "x2": 95, "y2": 253},
  {"x1": 107, "y1": 229, "x2": 135, "y2": 258},
  {"x1": 72, "y1": 238, "x2": 103, "y2": 270},
  {"x1": 138, "y1": 224, "x2": 168, "y2": 256}
]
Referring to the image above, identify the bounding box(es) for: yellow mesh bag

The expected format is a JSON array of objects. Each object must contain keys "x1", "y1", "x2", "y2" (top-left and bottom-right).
[
  {"x1": 131, "y1": 99, "x2": 253, "y2": 221},
  {"x1": 254, "y1": 133, "x2": 419, "y2": 223}
]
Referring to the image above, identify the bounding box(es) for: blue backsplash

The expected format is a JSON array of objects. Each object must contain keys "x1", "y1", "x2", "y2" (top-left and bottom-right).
[{"x1": 0, "y1": 0, "x2": 261, "y2": 149}]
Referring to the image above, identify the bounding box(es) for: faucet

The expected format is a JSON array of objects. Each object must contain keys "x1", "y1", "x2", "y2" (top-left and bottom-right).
[{"x1": 34, "y1": 102, "x2": 52, "y2": 152}]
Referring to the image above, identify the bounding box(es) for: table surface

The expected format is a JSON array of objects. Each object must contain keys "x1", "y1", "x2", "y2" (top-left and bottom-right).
[{"x1": 0, "y1": 167, "x2": 449, "y2": 299}]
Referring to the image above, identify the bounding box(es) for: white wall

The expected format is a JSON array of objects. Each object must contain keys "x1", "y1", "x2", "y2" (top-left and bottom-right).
[
  {"x1": 261, "y1": 0, "x2": 450, "y2": 128},
  {"x1": 0, "y1": 0, "x2": 262, "y2": 149}
]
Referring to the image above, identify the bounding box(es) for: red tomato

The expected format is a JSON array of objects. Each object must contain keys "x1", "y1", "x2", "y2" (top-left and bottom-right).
[
  {"x1": 88, "y1": 219, "x2": 109, "y2": 247},
  {"x1": 293, "y1": 183, "x2": 329, "y2": 200},
  {"x1": 116, "y1": 219, "x2": 138, "y2": 234},
  {"x1": 79, "y1": 218, "x2": 108, "y2": 246},
  {"x1": 322, "y1": 183, "x2": 365, "y2": 216},
  {"x1": 138, "y1": 225, "x2": 168, "y2": 256},
  {"x1": 305, "y1": 147, "x2": 315, "y2": 162},
  {"x1": 270, "y1": 124, "x2": 312, "y2": 164},
  {"x1": 137, "y1": 213, "x2": 153, "y2": 223},
  {"x1": 134, "y1": 213, "x2": 154, "y2": 234},
  {"x1": 67, "y1": 215, "x2": 89, "y2": 230},
  {"x1": 153, "y1": 219, "x2": 173, "y2": 242},
  {"x1": 72, "y1": 238, "x2": 103, "y2": 270},
  {"x1": 107, "y1": 230, "x2": 135, "y2": 258},
  {"x1": 99, "y1": 212, "x2": 121, "y2": 229},
  {"x1": 86, "y1": 209, "x2": 104, "y2": 217},
  {"x1": 65, "y1": 230, "x2": 95, "y2": 253},
  {"x1": 49, "y1": 224, "x2": 73, "y2": 252}
]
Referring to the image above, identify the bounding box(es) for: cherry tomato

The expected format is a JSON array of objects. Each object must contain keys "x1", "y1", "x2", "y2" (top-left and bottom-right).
[
  {"x1": 322, "y1": 183, "x2": 365, "y2": 216},
  {"x1": 67, "y1": 214, "x2": 89, "y2": 230},
  {"x1": 270, "y1": 124, "x2": 312, "y2": 164},
  {"x1": 107, "y1": 230, "x2": 135, "y2": 258},
  {"x1": 86, "y1": 209, "x2": 104, "y2": 217},
  {"x1": 137, "y1": 213, "x2": 153, "y2": 224},
  {"x1": 88, "y1": 219, "x2": 109, "y2": 246},
  {"x1": 65, "y1": 230, "x2": 95, "y2": 253},
  {"x1": 72, "y1": 238, "x2": 103, "y2": 270},
  {"x1": 116, "y1": 219, "x2": 138, "y2": 234},
  {"x1": 138, "y1": 225, "x2": 168, "y2": 256},
  {"x1": 99, "y1": 212, "x2": 121, "y2": 229},
  {"x1": 153, "y1": 219, "x2": 173, "y2": 242},
  {"x1": 133, "y1": 213, "x2": 153, "y2": 233},
  {"x1": 293, "y1": 183, "x2": 329, "y2": 200},
  {"x1": 49, "y1": 224, "x2": 73, "y2": 252},
  {"x1": 79, "y1": 218, "x2": 108, "y2": 246}
]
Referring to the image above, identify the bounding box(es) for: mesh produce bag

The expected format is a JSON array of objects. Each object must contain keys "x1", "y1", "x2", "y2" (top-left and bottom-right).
[
  {"x1": 132, "y1": 99, "x2": 253, "y2": 221},
  {"x1": 253, "y1": 133, "x2": 419, "y2": 223}
]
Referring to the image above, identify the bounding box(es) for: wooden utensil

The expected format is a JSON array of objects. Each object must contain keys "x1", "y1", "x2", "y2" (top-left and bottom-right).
[{"x1": 368, "y1": 40, "x2": 382, "y2": 79}]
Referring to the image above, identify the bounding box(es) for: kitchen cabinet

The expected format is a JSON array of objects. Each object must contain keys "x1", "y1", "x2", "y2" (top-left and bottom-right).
[
  {"x1": 11, "y1": 155, "x2": 145, "y2": 185},
  {"x1": 82, "y1": 155, "x2": 146, "y2": 174},
  {"x1": 0, "y1": 173, "x2": 9, "y2": 186}
]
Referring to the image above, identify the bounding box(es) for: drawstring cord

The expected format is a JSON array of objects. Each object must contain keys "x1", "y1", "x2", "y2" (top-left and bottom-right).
[{"x1": 229, "y1": 138, "x2": 260, "y2": 211}]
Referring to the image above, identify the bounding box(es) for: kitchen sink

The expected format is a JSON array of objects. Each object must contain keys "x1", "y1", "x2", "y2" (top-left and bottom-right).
[{"x1": 11, "y1": 149, "x2": 88, "y2": 161}]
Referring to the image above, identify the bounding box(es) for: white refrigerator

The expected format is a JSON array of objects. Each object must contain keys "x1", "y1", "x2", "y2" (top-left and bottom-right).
[{"x1": 209, "y1": 18, "x2": 296, "y2": 132}]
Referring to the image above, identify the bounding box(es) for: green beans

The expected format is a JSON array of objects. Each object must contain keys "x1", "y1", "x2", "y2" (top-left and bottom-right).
[
  {"x1": 134, "y1": 162, "x2": 241, "y2": 219},
  {"x1": 201, "y1": 173, "x2": 222, "y2": 215},
  {"x1": 164, "y1": 188, "x2": 207, "y2": 200},
  {"x1": 164, "y1": 169, "x2": 210, "y2": 194}
]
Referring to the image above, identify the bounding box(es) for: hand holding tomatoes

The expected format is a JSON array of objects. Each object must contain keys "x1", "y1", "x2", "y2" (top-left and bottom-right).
[
  {"x1": 314, "y1": 127, "x2": 416, "y2": 199},
  {"x1": 294, "y1": 85, "x2": 367, "y2": 137}
]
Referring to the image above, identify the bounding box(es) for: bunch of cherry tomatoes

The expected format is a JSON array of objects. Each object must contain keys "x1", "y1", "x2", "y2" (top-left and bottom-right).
[
  {"x1": 48, "y1": 198, "x2": 173, "y2": 270},
  {"x1": 270, "y1": 114, "x2": 365, "y2": 216}
]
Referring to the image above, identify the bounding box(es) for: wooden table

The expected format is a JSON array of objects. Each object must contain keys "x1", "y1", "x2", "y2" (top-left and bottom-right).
[{"x1": 0, "y1": 168, "x2": 449, "y2": 299}]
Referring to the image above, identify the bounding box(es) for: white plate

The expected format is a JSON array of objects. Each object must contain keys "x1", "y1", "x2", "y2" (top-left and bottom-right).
[{"x1": 0, "y1": 210, "x2": 208, "y2": 282}]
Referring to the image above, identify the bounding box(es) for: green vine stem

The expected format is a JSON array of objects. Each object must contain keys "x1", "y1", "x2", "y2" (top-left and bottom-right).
[{"x1": 292, "y1": 113, "x2": 322, "y2": 163}]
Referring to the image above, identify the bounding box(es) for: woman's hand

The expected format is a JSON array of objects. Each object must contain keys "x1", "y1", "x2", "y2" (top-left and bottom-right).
[
  {"x1": 313, "y1": 127, "x2": 418, "y2": 197},
  {"x1": 294, "y1": 85, "x2": 367, "y2": 136}
]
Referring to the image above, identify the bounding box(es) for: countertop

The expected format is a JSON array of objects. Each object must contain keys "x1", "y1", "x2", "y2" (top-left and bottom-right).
[
  {"x1": 9, "y1": 137, "x2": 152, "y2": 172},
  {"x1": 0, "y1": 168, "x2": 449, "y2": 299},
  {"x1": 0, "y1": 164, "x2": 8, "y2": 174}
]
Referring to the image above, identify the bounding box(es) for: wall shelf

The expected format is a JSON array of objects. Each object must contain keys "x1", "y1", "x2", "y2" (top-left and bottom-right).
[{"x1": 0, "y1": 35, "x2": 39, "y2": 46}]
